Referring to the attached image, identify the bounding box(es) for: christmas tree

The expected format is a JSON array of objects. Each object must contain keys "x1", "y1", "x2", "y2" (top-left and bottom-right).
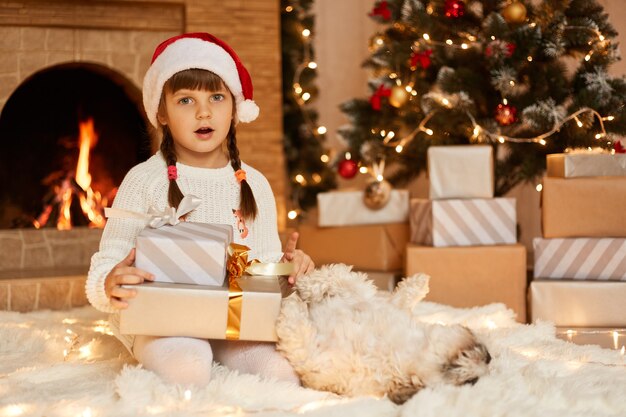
[
  {"x1": 281, "y1": 0, "x2": 336, "y2": 217},
  {"x1": 339, "y1": 0, "x2": 626, "y2": 195}
]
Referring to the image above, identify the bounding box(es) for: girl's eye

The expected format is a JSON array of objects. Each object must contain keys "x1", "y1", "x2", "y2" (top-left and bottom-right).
[
  {"x1": 211, "y1": 94, "x2": 225, "y2": 102},
  {"x1": 178, "y1": 97, "x2": 193, "y2": 105}
]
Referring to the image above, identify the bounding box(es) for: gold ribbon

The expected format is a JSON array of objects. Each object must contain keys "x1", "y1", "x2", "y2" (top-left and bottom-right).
[{"x1": 225, "y1": 243, "x2": 295, "y2": 340}]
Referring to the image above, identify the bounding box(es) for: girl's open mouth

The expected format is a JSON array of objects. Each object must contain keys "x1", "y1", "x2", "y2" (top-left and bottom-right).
[{"x1": 195, "y1": 127, "x2": 214, "y2": 138}]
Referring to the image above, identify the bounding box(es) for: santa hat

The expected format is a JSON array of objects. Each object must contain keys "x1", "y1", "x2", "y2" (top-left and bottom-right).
[{"x1": 142, "y1": 32, "x2": 259, "y2": 127}]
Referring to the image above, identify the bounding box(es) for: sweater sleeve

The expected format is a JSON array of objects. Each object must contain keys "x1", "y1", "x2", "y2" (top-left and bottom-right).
[{"x1": 85, "y1": 165, "x2": 151, "y2": 313}]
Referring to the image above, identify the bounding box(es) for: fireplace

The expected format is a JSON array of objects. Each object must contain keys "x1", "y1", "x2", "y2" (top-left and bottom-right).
[{"x1": 0, "y1": 63, "x2": 152, "y2": 228}]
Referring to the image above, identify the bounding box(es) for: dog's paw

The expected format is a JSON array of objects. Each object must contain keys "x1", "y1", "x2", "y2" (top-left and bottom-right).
[{"x1": 391, "y1": 273, "x2": 430, "y2": 311}]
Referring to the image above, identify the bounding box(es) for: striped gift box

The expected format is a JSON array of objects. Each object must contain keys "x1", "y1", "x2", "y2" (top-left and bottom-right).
[
  {"x1": 410, "y1": 198, "x2": 516, "y2": 247},
  {"x1": 136, "y1": 222, "x2": 233, "y2": 286},
  {"x1": 534, "y1": 238, "x2": 626, "y2": 281}
]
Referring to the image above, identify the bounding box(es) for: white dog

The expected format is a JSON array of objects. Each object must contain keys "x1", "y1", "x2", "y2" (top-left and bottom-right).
[{"x1": 276, "y1": 264, "x2": 491, "y2": 403}]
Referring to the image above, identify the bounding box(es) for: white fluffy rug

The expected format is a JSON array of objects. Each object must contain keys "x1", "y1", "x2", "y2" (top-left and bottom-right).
[{"x1": 1, "y1": 302, "x2": 625, "y2": 417}]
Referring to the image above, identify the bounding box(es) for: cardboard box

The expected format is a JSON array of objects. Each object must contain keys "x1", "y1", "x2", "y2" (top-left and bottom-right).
[
  {"x1": 317, "y1": 190, "x2": 409, "y2": 227},
  {"x1": 298, "y1": 223, "x2": 409, "y2": 271},
  {"x1": 547, "y1": 153, "x2": 626, "y2": 178},
  {"x1": 120, "y1": 276, "x2": 290, "y2": 341},
  {"x1": 534, "y1": 237, "x2": 626, "y2": 280},
  {"x1": 136, "y1": 222, "x2": 233, "y2": 286},
  {"x1": 410, "y1": 198, "x2": 516, "y2": 247},
  {"x1": 428, "y1": 145, "x2": 494, "y2": 199},
  {"x1": 530, "y1": 280, "x2": 626, "y2": 327},
  {"x1": 405, "y1": 244, "x2": 527, "y2": 322},
  {"x1": 542, "y1": 177, "x2": 626, "y2": 238}
]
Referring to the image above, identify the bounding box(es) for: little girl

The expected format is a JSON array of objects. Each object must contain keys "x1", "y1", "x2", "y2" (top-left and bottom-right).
[{"x1": 86, "y1": 32, "x2": 314, "y2": 386}]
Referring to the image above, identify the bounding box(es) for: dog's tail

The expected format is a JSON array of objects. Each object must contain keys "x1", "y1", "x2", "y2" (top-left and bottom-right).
[{"x1": 391, "y1": 273, "x2": 430, "y2": 312}]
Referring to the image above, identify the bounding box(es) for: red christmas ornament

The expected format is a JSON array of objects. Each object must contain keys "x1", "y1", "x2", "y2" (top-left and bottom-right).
[
  {"x1": 444, "y1": 0, "x2": 465, "y2": 18},
  {"x1": 337, "y1": 158, "x2": 358, "y2": 179},
  {"x1": 410, "y1": 49, "x2": 433, "y2": 70},
  {"x1": 495, "y1": 103, "x2": 517, "y2": 126},
  {"x1": 615, "y1": 140, "x2": 625, "y2": 154},
  {"x1": 369, "y1": 1, "x2": 392, "y2": 21},
  {"x1": 370, "y1": 84, "x2": 392, "y2": 111}
]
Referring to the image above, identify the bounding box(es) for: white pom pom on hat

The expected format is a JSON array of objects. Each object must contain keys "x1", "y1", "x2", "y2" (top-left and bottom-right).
[{"x1": 142, "y1": 32, "x2": 260, "y2": 128}]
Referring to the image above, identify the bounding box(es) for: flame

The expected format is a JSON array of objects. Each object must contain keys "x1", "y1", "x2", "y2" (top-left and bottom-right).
[{"x1": 33, "y1": 118, "x2": 108, "y2": 229}]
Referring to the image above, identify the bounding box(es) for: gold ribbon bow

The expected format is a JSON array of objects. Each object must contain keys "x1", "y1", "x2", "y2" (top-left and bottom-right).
[{"x1": 225, "y1": 243, "x2": 295, "y2": 340}]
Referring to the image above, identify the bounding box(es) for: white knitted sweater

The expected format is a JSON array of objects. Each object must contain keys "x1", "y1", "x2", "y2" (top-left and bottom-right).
[{"x1": 86, "y1": 152, "x2": 283, "y2": 314}]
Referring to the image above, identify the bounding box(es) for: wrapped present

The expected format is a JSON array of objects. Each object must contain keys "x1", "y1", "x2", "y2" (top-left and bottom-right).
[
  {"x1": 410, "y1": 198, "x2": 516, "y2": 247},
  {"x1": 317, "y1": 190, "x2": 409, "y2": 227},
  {"x1": 136, "y1": 222, "x2": 233, "y2": 287},
  {"x1": 542, "y1": 177, "x2": 626, "y2": 238},
  {"x1": 534, "y1": 237, "x2": 626, "y2": 280},
  {"x1": 530, "y1": 280, "x2": 626, "y2": 327},
  {"x1": 406, "y1": 244, "x2": 527, "y2": 322},
  {"x1": 120, "y1": 243, "x2": 294, "y2": 341},
  {"x1": 428, "y1": 145, "x2": 494, "y2": 200},
  {"x1": 546, "y1": 152, "x2": 626, "y2": 178},
  {"x1": 298, "y1": 223, "x2": 409, "y2": 272}
]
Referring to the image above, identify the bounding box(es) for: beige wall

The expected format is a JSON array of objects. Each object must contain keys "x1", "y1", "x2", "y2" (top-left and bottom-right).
[{"x1": 313, "y1": 0, "x2": 626, "y2": 261}]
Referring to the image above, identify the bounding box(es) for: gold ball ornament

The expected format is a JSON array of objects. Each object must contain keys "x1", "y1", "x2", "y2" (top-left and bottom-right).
[
  {"x1": 389, "y1": 85, "x2": 410, "y2": 108},
  {"x1": 363, "y1": 179, "x2": 392, "y2": 210},
  {"x1": 502, "y1": 1, "x2": 527, "y2": 24}
]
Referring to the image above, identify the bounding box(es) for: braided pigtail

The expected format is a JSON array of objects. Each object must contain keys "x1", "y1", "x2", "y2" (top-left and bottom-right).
[
  {"x1": 227, "y1": 120, "x2": 258, "y2": 220},
  {"x1": 159, "y1": 126, "x2": 185, "y2": 209}
]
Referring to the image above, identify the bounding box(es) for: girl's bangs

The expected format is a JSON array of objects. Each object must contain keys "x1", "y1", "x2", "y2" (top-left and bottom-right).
[{"x1": 164, "y1": 69, "x2": 227, "y2": 93}]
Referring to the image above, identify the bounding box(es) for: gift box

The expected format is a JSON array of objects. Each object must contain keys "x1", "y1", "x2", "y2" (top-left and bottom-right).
[
  {"x1": 298, "y1": 223, "x2": 409, "y2": 271},
  {"x1": 317, "y1": 190, "x2": 409, "y2": 227},
  {"x1": 135, "y1": 222, "x2": 233, "y2": 287},
  {"x1": 405, "y1": 244, "x2": 527, "y2": 322},
  {"x1": 546, "y1": 152, "x2": 626, "y2": 178},
  {"x1": 542, "y1": 177, "x2": 626, "y2": 238},
  {"x1": 428, "y1": 145, "x2": 494, "y2": 200},
  {"x1": 530, "y1": 280, "x2": 626, "y2": 327},
  {"x1": 120, "y1": 275, "x2": 291, "y2": 341},
  {"x1": 534, "y1": 237, "x2": 626, "y2": 280},
  {"x1": 410, "y1": 198, "x2": 516, "y2": 247}
]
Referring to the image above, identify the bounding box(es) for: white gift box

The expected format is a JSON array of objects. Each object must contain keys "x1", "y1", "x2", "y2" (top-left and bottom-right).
[
  {"x1": 547, "y1": 153, "x2": 626, "y2": 178},
  {"x1": 120, "y1": 276, "x2": 289, "y2": 341},
  {"x1": 533, "y1": 237, "x2": 626, "y2": 281},
  {"x1": 410, "y1": 198, "x2": 516, "y2": 247},
  {"x1": 428, "y1": 145, "x2": 494, "y2": 199},
  {"x1": 135, "y1": 222, "x2": 233, "y2": 287},
  {"x1": 530, "y1": 280, "x2": 626, "y2": 327},
  {"x1": 317, "y1": 190, "x2": 409, "y2": 227}
]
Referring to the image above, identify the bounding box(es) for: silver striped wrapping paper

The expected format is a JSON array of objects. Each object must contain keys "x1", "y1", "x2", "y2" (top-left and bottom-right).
[
  {"x1": 410, "y1": 198, "x2": 517, "y2": 247},
  {"x1": 136, "y1": 222, "x2": 233, "y2": 286},
  {"x1": 533, "y1": 237, "x2": 626, "y2": 281}
]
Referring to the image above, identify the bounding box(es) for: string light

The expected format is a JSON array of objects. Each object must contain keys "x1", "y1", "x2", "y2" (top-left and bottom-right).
[
  {"x1": 320, "y1": 154, "x2": 329, "y2": 163},
  {"x1": 359, "y1": 166, "x2": 368, "y2": 174},
  {"x1": 287, "y1": 210, "x2": 298, "y2": 220},
  {"x1": 536, "y1": 183, "x2": 543, "y2": 192}
]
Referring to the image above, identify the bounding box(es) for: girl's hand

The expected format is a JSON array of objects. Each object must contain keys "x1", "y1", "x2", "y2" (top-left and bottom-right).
[
  {"x1": 104, "y1": 249, "x2": 154, "y2": 309},
  {"x1": 281, "y1": 232, "x2": 314, "y2": 285}
]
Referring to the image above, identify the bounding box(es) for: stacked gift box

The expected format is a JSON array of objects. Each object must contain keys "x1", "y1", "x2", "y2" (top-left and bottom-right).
[
  {"x1": 114, "y1": 217, "x2": 292, "y2": 342},
  {"x1": 530, "y1": 151, "x2": 626, "y2": 346},
  {"x1": 298, "y1": 187, "x2": 411, "y2": 291},
  {"x1": 405, "y1": 145, "x2": 527, "y2": 322}
]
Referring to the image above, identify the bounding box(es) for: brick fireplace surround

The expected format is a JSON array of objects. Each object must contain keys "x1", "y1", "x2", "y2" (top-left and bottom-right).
[{"x1": 0, "y1": 0, "x2": 286, "y2": 311}]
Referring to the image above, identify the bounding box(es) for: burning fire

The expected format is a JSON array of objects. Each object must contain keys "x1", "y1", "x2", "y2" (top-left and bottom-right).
[{"x1": 34, "y1": 118, "x2": 110, "y2": 230}]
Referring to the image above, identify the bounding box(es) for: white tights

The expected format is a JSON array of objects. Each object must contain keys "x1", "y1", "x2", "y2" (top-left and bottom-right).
[{"x1": 133, "y1": 335, "x2": 300, "y2": 387}]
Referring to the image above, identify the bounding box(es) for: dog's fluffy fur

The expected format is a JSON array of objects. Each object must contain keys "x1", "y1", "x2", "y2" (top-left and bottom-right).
[{"x1": 276, "y1": 264, "x2": 491, "y2": 403}]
